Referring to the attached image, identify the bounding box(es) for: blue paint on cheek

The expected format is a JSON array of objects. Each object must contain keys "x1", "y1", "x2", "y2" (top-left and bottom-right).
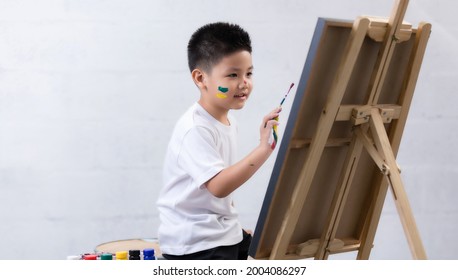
[{"x1": 218, "y1": 86, "x2": 229, "y2": 93}]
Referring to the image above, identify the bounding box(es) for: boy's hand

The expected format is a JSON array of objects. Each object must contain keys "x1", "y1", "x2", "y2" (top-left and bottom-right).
[
  {"x1": 206, "y1": 108, "x2": 282, "y2": 198},
  {"x1": 260, "y1": 107, "x2": 282, "y2": 150}
]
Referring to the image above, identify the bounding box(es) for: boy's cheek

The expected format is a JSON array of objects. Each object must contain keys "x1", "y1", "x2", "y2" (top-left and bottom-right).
[{"x1": 216, "y1": 86, "x2": 230, "y2": 99}]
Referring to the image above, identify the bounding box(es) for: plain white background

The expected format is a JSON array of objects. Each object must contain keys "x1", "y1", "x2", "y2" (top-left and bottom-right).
[{"x1": 0, "y1": 0, "x2": 457, "y2": 260}]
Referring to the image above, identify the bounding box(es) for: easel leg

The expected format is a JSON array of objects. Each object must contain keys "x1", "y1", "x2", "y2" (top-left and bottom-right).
[
  {"x1": 315, "y1": 133, "x2": 365, "y2": 260},
  {"x1": 369, "y1": 109, "x2": 427, "y2": 259},
  {"x1": 357, "y1": 175, "x2": 390, "y2": 260}
]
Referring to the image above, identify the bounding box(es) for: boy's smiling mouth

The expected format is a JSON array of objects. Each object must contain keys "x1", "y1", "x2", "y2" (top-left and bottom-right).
[{"x1": 234, "y1": 93, "x2": 248, "y2": 99}]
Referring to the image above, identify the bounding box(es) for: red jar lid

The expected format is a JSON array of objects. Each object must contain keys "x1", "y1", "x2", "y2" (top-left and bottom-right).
[{"x1": 83, "y1": 254, "x2": 97, "y2": 260}]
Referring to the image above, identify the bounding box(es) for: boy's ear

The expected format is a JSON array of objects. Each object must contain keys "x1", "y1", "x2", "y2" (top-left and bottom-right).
[{"x1": 191, "y1": 68, "x2": 207, "y2": 90}]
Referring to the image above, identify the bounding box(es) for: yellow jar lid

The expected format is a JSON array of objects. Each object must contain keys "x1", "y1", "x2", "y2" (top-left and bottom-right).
[{"x1": 115, "y1": 251, "x2": 128, "y2": 260}]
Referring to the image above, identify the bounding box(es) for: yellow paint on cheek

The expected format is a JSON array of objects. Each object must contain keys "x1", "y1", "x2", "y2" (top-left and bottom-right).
[{"x1": 216, "y1": 86, "x2": 229, "y2": 99}]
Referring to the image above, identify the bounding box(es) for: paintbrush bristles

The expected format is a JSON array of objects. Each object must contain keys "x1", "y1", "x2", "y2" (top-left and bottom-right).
[{"x1": 280, "y1": 83, "x2": 295, "y2": 106}]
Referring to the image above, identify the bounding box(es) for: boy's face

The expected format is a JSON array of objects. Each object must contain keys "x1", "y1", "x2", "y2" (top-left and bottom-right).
[{"x1": 198, "y1": 50, "x2": 253, "y2": 112}]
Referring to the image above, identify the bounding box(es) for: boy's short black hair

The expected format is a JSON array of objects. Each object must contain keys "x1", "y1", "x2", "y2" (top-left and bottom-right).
[{"x1": 187, "y1": 22, "x2": 252, "y2": 73}]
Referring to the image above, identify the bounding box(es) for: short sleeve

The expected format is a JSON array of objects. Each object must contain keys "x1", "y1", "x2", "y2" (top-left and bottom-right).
[{"x1": 177, "y1": 126, "x2": 225, "y2": 189}]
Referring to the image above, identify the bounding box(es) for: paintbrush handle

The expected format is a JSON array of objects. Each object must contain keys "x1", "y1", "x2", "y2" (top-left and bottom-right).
[
  {"x1": 270, "y1": 83, "x2": 294, "y2": 149},
  {"x1": 272, "y1": 116, "x2": 279, "y2": 149}
]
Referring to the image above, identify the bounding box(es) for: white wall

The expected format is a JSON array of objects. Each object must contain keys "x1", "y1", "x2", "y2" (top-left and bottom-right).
[{"x1": 0, "y1": 0, "x2": 456, "y2": 260}]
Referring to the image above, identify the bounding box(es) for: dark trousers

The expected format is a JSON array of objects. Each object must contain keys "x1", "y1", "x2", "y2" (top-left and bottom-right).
[{"x1": 163, "y1": 230, "x2": 252, "y2": 260}]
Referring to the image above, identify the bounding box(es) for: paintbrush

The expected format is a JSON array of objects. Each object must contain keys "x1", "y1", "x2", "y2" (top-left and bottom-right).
[
  {"x1": 280, "y1": 82, "x2": 295, "y2": 106},
  {"x1": 271, "y1": 83, "x2": 295, "y2": 149}
]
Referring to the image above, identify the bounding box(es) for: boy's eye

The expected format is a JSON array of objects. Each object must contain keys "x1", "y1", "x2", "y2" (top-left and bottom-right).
[
  {"x1": 227, "y1": 73, "x2": 238, "y2": 78},
  {"x1": 247, "y1": 72, "x2": 253, "y2": 77}
]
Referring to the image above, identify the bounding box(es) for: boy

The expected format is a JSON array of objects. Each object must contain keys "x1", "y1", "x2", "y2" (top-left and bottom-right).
[{"x1": 157, "y1": 22, "x2": 281, "y2": 260}]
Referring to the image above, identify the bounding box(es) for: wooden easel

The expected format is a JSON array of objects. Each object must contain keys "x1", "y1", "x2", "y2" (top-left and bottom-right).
[{"x1": 249, "y1": 0, "x2": 431, "y2": 260}]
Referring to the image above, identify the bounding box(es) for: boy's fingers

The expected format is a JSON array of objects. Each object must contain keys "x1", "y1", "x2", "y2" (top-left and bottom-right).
[
  {"x1": 264, "y1": 112, "x2": 279, "y2": 123},
  {"x1": 263, "y1": 119, "x2": 279, "y2": 129},
  {"x1": 262, "y1": 107, "x2": 282, "y2": 128},
  {"x1": 269, "y1": 107, "x2": 281, "y2": 116}
]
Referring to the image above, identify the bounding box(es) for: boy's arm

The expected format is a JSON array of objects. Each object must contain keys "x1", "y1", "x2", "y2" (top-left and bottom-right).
[{"x1": 205, "y1": 108, "x2": 281, "y2": 198}]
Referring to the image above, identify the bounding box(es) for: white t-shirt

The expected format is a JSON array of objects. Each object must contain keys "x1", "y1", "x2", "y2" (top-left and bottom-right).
[{"x1": 157, "y1": 102, "x2": 242, "y2": 255}]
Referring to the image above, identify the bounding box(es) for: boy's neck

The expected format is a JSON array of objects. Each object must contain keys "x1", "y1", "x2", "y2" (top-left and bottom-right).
[{"x1": 198, "y1": 100, "x2": 230, "y2": 126}]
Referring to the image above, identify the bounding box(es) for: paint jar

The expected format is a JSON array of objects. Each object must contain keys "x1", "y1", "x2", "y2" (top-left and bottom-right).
[
  {"x1": 143, "y1": 248, "x2": 156, "y2": 260},
  {"x1": 100, "y1": 253, "x2": 113, "y2": 260},
  {"x1": 115, "y1": 251, "x2": 128, "y2": 260},
  {"x1": 129, "y1": 250, "x2": 141, "y2": 260},
  {"x1": 66, "y1": 255, "x2": 81, "y2": 260}
]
